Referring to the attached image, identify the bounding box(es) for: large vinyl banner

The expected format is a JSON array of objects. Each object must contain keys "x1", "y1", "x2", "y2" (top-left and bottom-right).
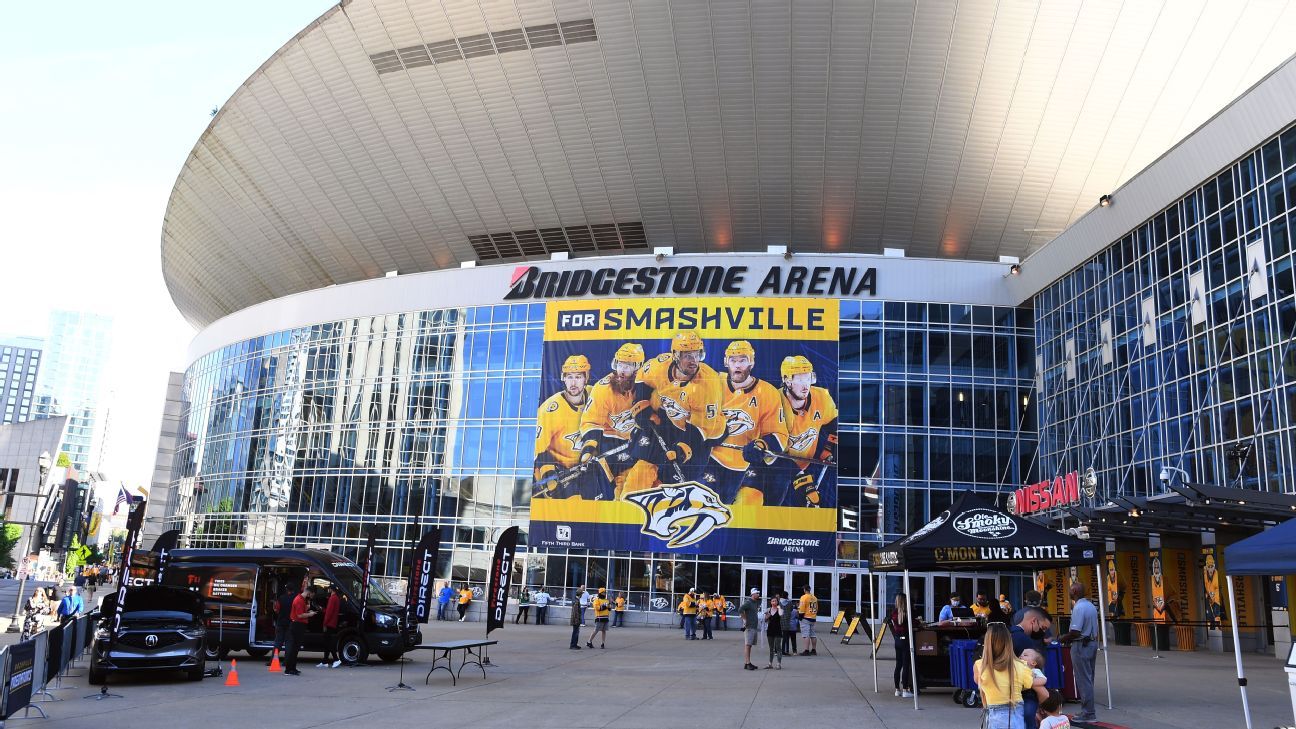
[{"x1": 529, "y1": 297, "x2": 838, "y2": 558}]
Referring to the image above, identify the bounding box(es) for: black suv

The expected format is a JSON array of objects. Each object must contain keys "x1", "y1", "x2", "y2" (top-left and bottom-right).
[{"x1": 90, "y1": 585, "x2": 207, "y2": 684}]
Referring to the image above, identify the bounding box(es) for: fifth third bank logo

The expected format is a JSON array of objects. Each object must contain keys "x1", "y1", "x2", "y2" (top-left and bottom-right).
[{"x1": 556, "y1": 525, "x2": 572, "y2": 541}]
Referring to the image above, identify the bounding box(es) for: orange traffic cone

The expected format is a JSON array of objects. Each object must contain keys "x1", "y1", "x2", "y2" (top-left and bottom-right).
[
  {"x1": 268, "y1": 649, "x2": 282, "y2": 672},
  {"x1": 224, "y1": 658, "x2": 240, "y2": 687}
]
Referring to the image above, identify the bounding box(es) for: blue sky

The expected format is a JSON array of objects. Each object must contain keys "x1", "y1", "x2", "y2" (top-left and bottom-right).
[{"x1": 0, "y1": 1, "x2": 335, "y2": 485}]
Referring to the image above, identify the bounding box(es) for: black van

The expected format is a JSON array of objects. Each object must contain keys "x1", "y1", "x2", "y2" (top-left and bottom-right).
[{"x1": 161, "y1": 549, "x2": 420, "y2": 664}]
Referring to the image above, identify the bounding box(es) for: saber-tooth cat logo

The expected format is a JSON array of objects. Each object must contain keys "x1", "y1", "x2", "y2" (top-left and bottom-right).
[{"x1": 627, "y1": 482, "x2": 732, "y2": 548}]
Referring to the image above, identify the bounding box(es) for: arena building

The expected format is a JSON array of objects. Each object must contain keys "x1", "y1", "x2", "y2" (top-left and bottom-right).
[{"x1": 159, "y1": 0, "x2": 1296, "y2": 643}]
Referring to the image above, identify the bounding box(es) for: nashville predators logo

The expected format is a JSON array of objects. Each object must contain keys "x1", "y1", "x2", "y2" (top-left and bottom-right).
[
  {"x1": 788, "y1": 427, "x2": 819, "y2": 452},
  {"x1": 609, "y1": 409, "x2": 637, "y2": 433},
  {"x1": 626, "y1": 482, "x2": 732, "y2": 548},
  {"x1": 657, "y1": 395, "x2": 689, "y2": 421},
  {"x1": 722, "y1": 408, "x2": 756, "y2": 436}
]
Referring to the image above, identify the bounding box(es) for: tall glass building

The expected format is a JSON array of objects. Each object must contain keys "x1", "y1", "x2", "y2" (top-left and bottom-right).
[
  {"x1": 34, "y1": 310, "x2": 113, "y2": 472},
  {"x1": 158, "y1": 0, "x2": 1296, "y2": 645},
  {"x1": 0, "y1": 336, "x2": 43, "y2": 426}
]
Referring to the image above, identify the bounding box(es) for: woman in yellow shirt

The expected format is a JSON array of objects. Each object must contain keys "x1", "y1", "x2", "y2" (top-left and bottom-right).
[
  {"x1": 973, "y1": 623, "x2": 1033, "y2": 729},
  {"x1": 457, "y1": 586, "x2": 472, "y2": 622}
]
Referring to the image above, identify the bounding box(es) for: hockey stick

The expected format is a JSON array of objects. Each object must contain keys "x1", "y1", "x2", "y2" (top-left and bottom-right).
[
  {"x1": 531, "y1": 441, "x2": 631, "y2": 498},
  {"x1": 715, "y1": 442, "x2": 836, "y2": 468}
]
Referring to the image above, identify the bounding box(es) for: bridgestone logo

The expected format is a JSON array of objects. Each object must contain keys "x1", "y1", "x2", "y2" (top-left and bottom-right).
[{"x1": 766, "y1": 537, "x2": 820, "y2": 547}]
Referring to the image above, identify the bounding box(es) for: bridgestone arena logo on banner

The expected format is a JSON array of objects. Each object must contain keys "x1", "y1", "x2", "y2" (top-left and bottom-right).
[
  {"x1": 953, "y1": 509, "x2": 1017, "y2": 539},
  {"x1": 505, "y1": 264, "x2": 877, "y2": 300}
]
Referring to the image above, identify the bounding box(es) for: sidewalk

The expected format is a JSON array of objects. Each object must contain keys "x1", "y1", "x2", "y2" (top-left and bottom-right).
[{"x1": 15, "y1": 619, "x2": 1296, "y2": 729}]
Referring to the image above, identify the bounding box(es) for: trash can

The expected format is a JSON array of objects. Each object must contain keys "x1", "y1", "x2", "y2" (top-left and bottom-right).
[
  {"x1": 1114, "y1": 621, "x2": 1132, "y2": 645},
  {"x1": 1172, "y1": 625, "x2": 1196, "y2": 651},
  {"x1": 1134, "y1": 622, "x2": 1152, "y2": 646}
]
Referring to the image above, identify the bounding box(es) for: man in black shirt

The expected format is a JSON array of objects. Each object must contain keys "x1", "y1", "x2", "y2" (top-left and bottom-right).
[
  {"x1": 1010, "y1": 606, "x2": 1052, "y2": 657},
  {"x1": 269, "y1": 583, "x2": 296, "y2": 665}
]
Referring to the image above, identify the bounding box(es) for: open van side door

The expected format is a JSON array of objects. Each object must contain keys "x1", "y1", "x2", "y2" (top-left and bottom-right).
[{"x1": 163, "y1": 563, "x2": 259, "y2": 649}]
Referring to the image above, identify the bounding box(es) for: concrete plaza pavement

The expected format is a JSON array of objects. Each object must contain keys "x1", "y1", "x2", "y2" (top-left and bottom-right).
[{"x1": 13, "y1": 619, "x2": 1296, "y2": 729}]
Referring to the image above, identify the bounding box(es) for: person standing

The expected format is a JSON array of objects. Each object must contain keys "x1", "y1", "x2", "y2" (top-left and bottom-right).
[
  {"x1": 886, "y1": 593, "x2": 915, "y2": 698},
  {"x1": 268, "y1": 583, "x2": 295, "y2": 665},
  {"x1": 797, "y1": 585, "x2": 819, "y2": 655},
  {"x1": 698, "y1": 592, "x2": 714, "y2": 640},
  {"x1": 612, "y1": 592, "x2": 626, "y2": 627},
  {"x1": 516, "y1": 588, "x2": 531, "y2": 624},
  {"x1": 577, "y1": 585, "x2": 591, "y2": 626},
  {"x1": 738, "y1": 588, "x2": 761, "y2": 670},
  {"x1": 780, "y1": 591, "x2": 798, "y2": 656},
  {"x1": 318, "y1": 584, "x2": 342, "y2": 668},
  {"x1": 284, "y1": 585, "x2": 318, "y2": 676},
  {"x1": 764, "y1": 596, "x2": 784, "y2": 669},
  {"x1": 568, "y1": 596, "x2": 583, "y2": 650},
  {"x1": 457, "y1": 585, "x2": 472, "y2": 621},
  {"x1": 714, "y1": 594, "x2": 727, "y2": 631},
  {"x1": 1060, "y1": 582, "x2": 1099, "y2": 724},
  {"x1": 56, "y1": 587, "x2": 83, "y2": 626},
  {"x1": 586, "y1": 588, "x2": 611, "y2": 649},
  {"x1": 974, "y1": 622, "x2": 1034, "y2": 729},
  {"x1": 535, "y1": 587, "x2": 551, "y2": 625},
  {"x1": 437, "y1": 583, "x2": 454, "y2": 621}
]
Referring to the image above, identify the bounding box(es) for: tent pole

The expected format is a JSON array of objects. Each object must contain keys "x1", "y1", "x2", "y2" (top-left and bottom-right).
[
  {"x1": 904, "y1": 568, "x2": 918, "y2": 710},
  {"x1": 1095, "y1": 559, "x2": 1113, "y2": 710},
  {"x1": 870, "y1": 569, "x2": 877, "y2": 693},
  {"x1": 1226, "y1": 575, "x2": 1253, "y2": 729}
]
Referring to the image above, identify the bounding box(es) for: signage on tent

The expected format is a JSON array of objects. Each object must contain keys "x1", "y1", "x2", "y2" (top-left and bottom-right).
[{"x1": 952, "y1": 509, "x2": 1017, "y2": 539}]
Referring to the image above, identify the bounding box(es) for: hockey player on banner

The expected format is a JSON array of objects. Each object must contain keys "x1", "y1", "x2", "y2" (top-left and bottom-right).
[
  {"x1": 632, "y1": 332, "x2": 726, "y2": 484},
  {"x1": 533, "y1": 355, "x2": 591, "y2": 499},
  {"x1": 700, "y1": 340, "x2": 789, "y2": 506},
  {"x1": 778, "y1": 356, "x2": 838, "y2": 508}
]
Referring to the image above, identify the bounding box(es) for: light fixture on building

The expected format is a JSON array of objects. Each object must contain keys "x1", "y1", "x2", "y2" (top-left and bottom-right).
[
  {"x1": 1009, "y1": 263, "x2": 1022, "y2": 276},
  {"x1": 1099, "y1": 194, "x2": 1113, "y2": 208}
]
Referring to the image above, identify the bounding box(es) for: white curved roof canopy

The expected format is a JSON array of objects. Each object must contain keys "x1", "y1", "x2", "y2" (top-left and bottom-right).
[{"x1": 162, "y1": 0, "x2": 1296, "y2": 326}]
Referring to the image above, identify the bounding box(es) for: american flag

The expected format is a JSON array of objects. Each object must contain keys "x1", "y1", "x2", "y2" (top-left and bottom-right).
[{"x1": 113, "y1": 485, "x2": 130, "y2": 515}]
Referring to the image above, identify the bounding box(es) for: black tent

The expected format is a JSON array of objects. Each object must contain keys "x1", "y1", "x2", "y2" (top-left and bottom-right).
[
  {"x1": 867, "y1": 490, "x2": 1109, "y2": 710},
  {"x1": 869, "y1": 490, "x2": 1103, "y2": 572}
]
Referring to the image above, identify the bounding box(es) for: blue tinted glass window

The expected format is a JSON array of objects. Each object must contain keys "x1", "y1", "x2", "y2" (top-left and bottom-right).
[
  {"x1": 860, "y1": 330, "x2": 881, "y2": 369},
  {"x1": 859, "y1": 301, "x2": 883, "y2": 321}
]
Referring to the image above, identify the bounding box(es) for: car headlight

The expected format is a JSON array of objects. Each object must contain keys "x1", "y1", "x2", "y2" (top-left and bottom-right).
[
  {"x1": 178, "y1": 628, "x2": 206, "y2": 640},
  {"x1": 94, "y1": 628, "x2": 111, "y2": 641},
  {"x1": 374, "y1": 613, "x2": 395, "y2": 628}
]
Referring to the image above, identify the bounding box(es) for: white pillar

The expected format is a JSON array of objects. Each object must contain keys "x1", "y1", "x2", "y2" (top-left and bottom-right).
[
  {"x1": 904, "y1": 568, "x2": 919, "y2": 710},
  {"x1": 1095, "y1": 560, "x2": 1114, "y2": 709},
  {"x1": 1227, "y1": 575, "x2": 1254, "y2": 729}
]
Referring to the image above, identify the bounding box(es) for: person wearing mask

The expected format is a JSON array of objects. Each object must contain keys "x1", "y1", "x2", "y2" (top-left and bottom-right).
[
  {"x1": 612, "y1": 592, "x2": 626, "y2": 627},
  {"x1": 457, "y1": 585, "x2": 473, "y2": 621},
  {"x1": 1013, "y1": 590, "x2": 1051, "y2": 633},
  {"x1": 534, "y1": 587, "x2": 551, "y2": 625},
  {"x1": 738, "y1": 588, "x2": 761, "y2": 671},
  {"x1": 974, "y1": 622, "x2": 1034, "y2": 729},
  {"x1": 764, "y1": 596, "x2": 784, "y2": 669},
  {"x1": 779, "y1": 591, "x2": 798, "y2": 656},
  {"x1": 284, "y1": 585, "x2": 318, "y2": 676},
  {"x1": 57, "y1": 587, "x2": 83, "y2": 626},
  {"x1": 516, "y1": 588, "x2": 531, "y2": 624},
  {"x1": 436, "y1": 582, "x2": 454, "y2": 621},
  {"x1": 939, "y1": 592, "x2": 972, "y2": 622},
  {"x1": 1011, "y1": 607, "x2": 1053, "y2": 657},
  {"x1": 972, "y1": 592, "x2": 992, "y2": 619},
  {"x1": 1058, "y1": 582, "x2": 1099, "y2": 724},
  {"x1": 318, "y1": 584, "x2": 343, "y2": 668},
  {"x1": 586, "y1": 588, "x2": 612, "y2": 649},
  {"x1": 886, "y1": 593, "x2": 916, "y2": 698}
]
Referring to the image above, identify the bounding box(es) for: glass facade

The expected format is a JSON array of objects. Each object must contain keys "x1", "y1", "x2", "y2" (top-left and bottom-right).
[
  {"x1": 169, "y1": 298, "x2": 1036, "y2": 609},
  {"x1": 1035, "y1": 123, "x2": 1296, "y2": 499}
]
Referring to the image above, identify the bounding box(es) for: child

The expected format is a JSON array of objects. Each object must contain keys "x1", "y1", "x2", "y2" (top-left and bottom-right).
[
  {"x1": 1020, "y1": 649, "x2": 1052, "y2": 702},
  {"x1": 1038, "y1": 689, "x2": 1070, "y2": 728}
]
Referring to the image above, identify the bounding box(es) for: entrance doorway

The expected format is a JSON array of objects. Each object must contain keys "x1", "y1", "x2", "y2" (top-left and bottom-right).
[{"x1": 741, "y1": 565, "x2": 844, "y2": 620}]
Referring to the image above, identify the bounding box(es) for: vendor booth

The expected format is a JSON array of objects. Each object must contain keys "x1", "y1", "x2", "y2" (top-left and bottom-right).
[
  {"x1": 868, "y1": 490, "x2": 1112, "y2": 710},
  {"x1": 1222, "y1": 518, "x2": 1296, "y2": 729}
]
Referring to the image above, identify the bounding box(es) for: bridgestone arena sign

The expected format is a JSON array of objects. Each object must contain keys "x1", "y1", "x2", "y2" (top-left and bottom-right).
[{"x1": 505, "y1": 264, "x2": 877, "y2": 301}]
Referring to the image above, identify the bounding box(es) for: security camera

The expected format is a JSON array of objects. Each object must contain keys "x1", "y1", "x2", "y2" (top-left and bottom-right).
[{"x1": 1158, "y1": 467, "x2": 1170, "y2": 483}]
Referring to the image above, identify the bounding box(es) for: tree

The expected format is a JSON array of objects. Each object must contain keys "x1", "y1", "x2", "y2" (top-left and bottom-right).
[{"x1": 0, "y1": 523, "x2": 21, "y2": 570}]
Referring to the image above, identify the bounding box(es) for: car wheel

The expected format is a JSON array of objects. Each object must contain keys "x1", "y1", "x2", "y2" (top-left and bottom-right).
[
  {"x1": 245, "y1": 647, "x2": 269, "y2": 659},
  {"x1": 88, "y1": 665, "x2": 106, "y2": 685},
  {"x1": 377, "y1": 652, "x2": 402, "y2": 663},
  {"x1": 186, "y1": 664, "x2": 205, "y2": 681},
  {"x1": 338, "y1": 633, "x2": 369, "y2": 665},
  {"x1": 203, "y1": 643, "x2": 228, "y2": 661}
]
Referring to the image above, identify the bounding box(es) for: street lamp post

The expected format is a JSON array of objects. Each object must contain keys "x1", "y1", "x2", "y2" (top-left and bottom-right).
[{"x1": 11, "y1": 451, "x2": 52, "y2": 630}]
